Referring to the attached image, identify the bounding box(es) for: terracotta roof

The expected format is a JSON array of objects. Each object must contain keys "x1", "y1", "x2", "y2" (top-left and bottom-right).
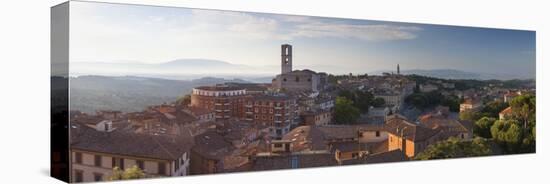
[
  {"x1": 385, "y1": 117, "x2": 440, "y2": 142},
  {"x1": 176, "y1": 111, "x2": 198, "y2": 123},
  {"x1": 365, "y1": 149, "x2": 407, "y2": 164},
  {"x1": 153, "y1": 105, "x2": 176, "y2": 114},
  {"x1": 418, "y1": 114, "x2": 470, "y2": 133},
  {"x1": 500, "y1": 106, "x2": 513, "y2": 115},
  {"x1": 317, "y1": 124, "x2": 385, "y2": 140},
  {"x1": 369, "y1": 140, "x2": 389, "y2": 154},
  {"x1": 282, "y1": 126, "x2": 328, "y2": 152},
  {"x1": 331, "y1": 141, "x2": 367, "y2": 152},
  {"x1": 71, "y1": 125, "x2": 193, "y2": 160},
  {"x1": 504, "y1": 92, "x2": 519, "y2": 97},
  {"x1": 191, "y1": 131, "x2": 234, "y2": 160},
  {"x1": 251, "y1": 151, "x2": 338, "y2": 170},
  {"x1": 185, "y1": 106, "x2": 213, "y2": 116},
  {"x1": 462, "y1": 98, "x2": 481, "y2": 105}
]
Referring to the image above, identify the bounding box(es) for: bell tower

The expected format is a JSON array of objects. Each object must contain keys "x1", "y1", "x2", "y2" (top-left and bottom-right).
[
  {"x1": 397, "y1": 64, "x2": 400, "y2": 75},
  {"x1": 281, "y1": 44, "x2": 292, "y2": 74}
]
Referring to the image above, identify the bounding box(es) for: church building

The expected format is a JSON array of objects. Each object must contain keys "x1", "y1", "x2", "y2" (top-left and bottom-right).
[{"x1": 272, "y1": 44, "x2": 327, "y2": 92}]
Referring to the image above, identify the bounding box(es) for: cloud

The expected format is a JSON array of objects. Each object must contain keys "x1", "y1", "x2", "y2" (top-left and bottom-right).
[
  {"x1": 291, "y1": 23, "x2": 422, "y2": 41},
  {"x1": 69, "y1": 3, "x2": 424, "y2": 66},
  {"x1": 188, "y1": 10, "x2": 288, "y2": 40},
  {"x1": 188, "y1": 9, "x2": 422, "y2": 41}
]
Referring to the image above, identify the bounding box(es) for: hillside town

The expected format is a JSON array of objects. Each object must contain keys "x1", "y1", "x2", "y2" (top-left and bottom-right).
[{"x1": 68, "y1": 44, "x2": 536, "y2": 182}]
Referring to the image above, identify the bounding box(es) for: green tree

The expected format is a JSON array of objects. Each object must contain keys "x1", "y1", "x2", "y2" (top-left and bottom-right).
[
  {"x1": 415, "y1": 137, "x2": 491, "y2": 160},
  {"x1": 489, "y1": 95, "x2": 536, "y2": 154},
  {"x1": 490, "y1": 119, "x2": 523, "y2": 153},
  {"x1": 459, "y1": 110, "x2": 481, "y2": 122},
  {"x1": 441, "y1": 95, "x2": 461, "y2": 112},
  {"x1": 109, "y1": 166, "x2": 146, "y2": 181},
  {"x1": 354, "y1": 90, "x2": 374, "y2": 113},
  {"x1": 176, "y1": 94, "x2": 192, "y2": 106},
  {"x1": 371, "y1": 97, "x2": 386, "y2": 107},
  {"x1": 405, "y1": 93, "x2": 428, "y2": 109},
  {"x1": 337, "y1": 89, "x2": 375, "y2": 113},
  {"x1": 509, "y1": 94, "x2": 535, "y2": 129},
  {"x1": 481, "y1": 100, "x2": 508, "y2": 118},
  {"x1": 334, "y1": 96, "x2": 360, "y2": 124},
  {"x1": 474, "y1": 117, "x2": 496, "y2": 138}
]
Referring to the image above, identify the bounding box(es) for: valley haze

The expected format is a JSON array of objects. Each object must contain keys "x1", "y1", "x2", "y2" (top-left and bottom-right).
[{"x1": 71, "y1": 59, "x2": 534, "y2": 81}]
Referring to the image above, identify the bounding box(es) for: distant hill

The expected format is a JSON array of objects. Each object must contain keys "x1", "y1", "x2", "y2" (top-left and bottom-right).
[
  {"x1": 69, "y1": 75, "x2": 250, "y2": 114},
  {"x1": 402, "y1": 69, "x2": 482, "y2": 79},
  {"x1": 71, "y1": 59, "x2": 271, "y2": 78},
  {"x1": 373, "y1": 69, "x2": 532, "y2": 80}
]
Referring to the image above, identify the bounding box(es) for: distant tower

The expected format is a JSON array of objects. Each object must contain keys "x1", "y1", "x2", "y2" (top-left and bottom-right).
[
  {"x1": 397, "y1": 64, "x2": 400, "y2": 75},
  {"x1": 281, "y1": 44, "x2": 292, "y2": 74}
]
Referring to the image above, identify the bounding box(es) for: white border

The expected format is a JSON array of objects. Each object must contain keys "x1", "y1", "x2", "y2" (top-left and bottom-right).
[{"x1": 0, "y1": 0, "x2": 547, "y2": 183}]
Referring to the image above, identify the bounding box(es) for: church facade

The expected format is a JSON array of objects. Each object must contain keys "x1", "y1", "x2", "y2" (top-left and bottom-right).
[{"x1": 272, "y1": 44, "x2": 327, "y2": 92}]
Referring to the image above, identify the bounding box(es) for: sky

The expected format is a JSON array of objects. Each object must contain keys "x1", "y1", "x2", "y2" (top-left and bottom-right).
[{"x1": 69, "y1": 1, "x2": 536, "y2": 78}]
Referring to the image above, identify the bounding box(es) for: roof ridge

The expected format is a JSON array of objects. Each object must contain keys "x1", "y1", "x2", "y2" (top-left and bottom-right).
[{"x1": 152, "y1": 136, "x2": 177, "y2": 159}]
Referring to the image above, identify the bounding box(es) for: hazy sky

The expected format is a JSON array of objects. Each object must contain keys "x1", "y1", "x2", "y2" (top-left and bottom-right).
[{"x1": 70, "y1": 1, "x2": 536, "y2": 77}]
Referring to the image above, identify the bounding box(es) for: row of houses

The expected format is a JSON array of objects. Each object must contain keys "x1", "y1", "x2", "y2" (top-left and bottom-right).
[{"x1": 70, "y1": 106, "x2": 473, "y2": 182}]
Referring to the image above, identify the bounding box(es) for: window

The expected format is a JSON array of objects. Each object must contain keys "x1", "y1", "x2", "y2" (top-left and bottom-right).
[
  {"x1": 274, "y1": 143, "x2": 282, "y2": 148},
  {"x1": 375, "y1": 131, "x2": 380, "y2": 137},
  {"x1": 74, "y1": 170, "x2": 83, "y2": 182},
  {"x1": 137, "y1": 160, "x2": 144, "y2": 170},
  {"x1": 75, "y1": 152, "x2": 82, "y2": 164},
  {"x1": 94, "y1": 155, "x2": 102, "y2": 167},
  {"x1": 295, "y1": 76, "x2": 300, "y2": 82},
  {"x1": 291, "y1": 156, "x2": 299, "y2": 168},
  {"x1": 283, "y1": 78, "x2": 287, "y2": 82},
  {"x1": 158, "y1": 162, "x2": 166, "y2": 175},
  {"x1": 93, "y1": 172, "x2": 103, "y2": 181},
  {"x1": 112, "y1": 157, "x2": 124, "y2": 170}
]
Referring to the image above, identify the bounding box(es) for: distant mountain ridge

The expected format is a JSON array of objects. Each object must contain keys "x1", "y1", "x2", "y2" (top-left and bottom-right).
[
  {"x1": 373, "y1": 69, "x2": 533, "y2": 80},
  {"x1": 71, "y1": 59, "x2": 268, "y2": 78}
]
